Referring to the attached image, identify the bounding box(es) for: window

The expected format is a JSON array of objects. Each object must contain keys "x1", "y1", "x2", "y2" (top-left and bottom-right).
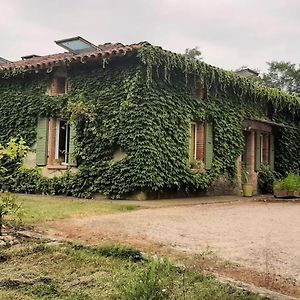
[
  {"x1": 243, "y1": 130, "x2": 275, "y2": 173},
  {"x1": 55, "y1": 119, "x2": 70, "y2": 165},
  {"x1": 55, "y1": 36, "x2": 97, "y2": 54},
  {"x1": 190, "y1": 122, "x2": 205, "y2": 161},
  {"x1": 256, "y1": 132, "x2": 272, "y2": 165},
  {"x1": 196, "y1": 86, "x2": 205, "y2": 99},
  {"x1": 262, "y1": 133, "x2": 270, "y2": 164},
  {"x1": 189, "y1": 121, "x2": 213, "y2": 169},
  {"x1": 50, "y1": 77, "x2": 67, "y2": 96},
  {"x1": 36, "y1": 117, "x2": 76, "y2": 168},
  {"x1": 255, "y1": 131, "x2": 274, "y2": 171}
]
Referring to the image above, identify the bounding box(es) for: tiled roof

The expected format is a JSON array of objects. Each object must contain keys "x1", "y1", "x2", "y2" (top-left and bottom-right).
[{"x1": 0, "y1": 42, "x2": 148, "y2": 73}]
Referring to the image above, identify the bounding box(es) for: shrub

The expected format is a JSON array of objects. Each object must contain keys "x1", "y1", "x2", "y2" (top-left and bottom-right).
[
  {"x1": 258, "y1": 164, "x2": 278, "y2": 194},
  {"x1": 0, "y1": 192, "x2": 21, "y2": 235},
  {"x1": 10, "y1": 167, "x2": 81, "y2": 197},
  {"x1": 274, "y1": 174, "x2": 300, "y2": 192},
  {"x1": 12, "y1": 167, "x2": 41, "y2": 194}
]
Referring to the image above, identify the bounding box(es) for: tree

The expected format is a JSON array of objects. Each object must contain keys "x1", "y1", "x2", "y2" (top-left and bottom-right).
[
  {"x1": 262, "y1": 61, "x2": 300, "y2": 96},
  {"x1": 184, "y1": 46, "x2": 202, "y2": 60}
]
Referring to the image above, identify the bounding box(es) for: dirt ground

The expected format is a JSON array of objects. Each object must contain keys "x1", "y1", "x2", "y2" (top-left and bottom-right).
[{"x1": 48, "y1": 199, "x2": 300, "y2": 289}]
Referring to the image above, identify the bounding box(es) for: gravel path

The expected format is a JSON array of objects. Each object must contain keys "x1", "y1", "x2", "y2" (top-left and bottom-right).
[{"x1": 50, "y1": 200, "x2": 300, "y2": 283}]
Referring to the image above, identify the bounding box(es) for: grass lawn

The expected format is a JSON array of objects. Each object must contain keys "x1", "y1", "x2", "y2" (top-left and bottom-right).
[
  {"x1": 0, "y1": 194, "x2": 266, "y2": 299},
  {"x1": 14, "y1": 194, "x2": 138, "y2": 226},
  {"x1": 0, "y1": 241, "x2": 264, "y2": 300}
]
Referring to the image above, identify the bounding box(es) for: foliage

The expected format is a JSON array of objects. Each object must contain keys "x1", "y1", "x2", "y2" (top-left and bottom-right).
[
  {"x1": 274, "y1": 126, "x2": 300, "y2": 176},
  {"x1": 138, "y1": 46, "x2": 300, "y2": 117},
  {"x1": 241, "y1": 167, "x2": 249, "y2": 184},
  {"x1": 120, "y1": 259, "x2": 173, "y2": 300},
  {"x1": 0, "y1": 75, "x2": 56, "y2": 146},
  {"x1": 258, "y1": 164, "x2": 278, "y2": 194},
  {"x1": 0, "y1": 46, "x2": 299, "y2": 198},
  {"x1": 0, "y1": 241, "x2": 263, "y2": 300},
  {"x1": 0, "y1": 139, "x2": 29, "y2": 192},
  {"x1": 184, "y1": 46, "x2": 202, "y2": 60},
  {"x1": 67, "y1": 93, "x2": 96, "y2": 123},
  {"x1": 0, "y1": 138, "x2": 29, "y2": 161},
  {"x1": 190, "y1": 159, "x2": 205, "y2": 170},
  {"x1": 0, "y1": 192, "x2": 21, "y2": 235},
  {"x1": 2, "y1": 68, "x2": 27, "y2": 79},
  {"x1": 273, "y1": 174, "x2": 300, "y2": 192},
  {"x1": 262, "y1": 61, "x2": 300, "y2": 96},
  {"x1": 72, "y1": 244, "x2": 144, "y2": 262}
]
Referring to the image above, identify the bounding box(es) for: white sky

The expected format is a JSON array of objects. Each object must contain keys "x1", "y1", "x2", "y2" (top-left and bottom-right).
[{"x1": 1, "y1": 0, "x2": 299, "y2": 72}]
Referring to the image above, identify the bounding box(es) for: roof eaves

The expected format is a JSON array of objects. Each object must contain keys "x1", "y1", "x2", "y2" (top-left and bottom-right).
[{"x1": 0, "y1": 43, "x2": 145, "y2": 74}]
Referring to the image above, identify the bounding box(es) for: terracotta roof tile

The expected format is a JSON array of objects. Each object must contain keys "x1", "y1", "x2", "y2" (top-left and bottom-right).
[{"x1": 0, "y1": 42, "x2": 148, "y2": 73}]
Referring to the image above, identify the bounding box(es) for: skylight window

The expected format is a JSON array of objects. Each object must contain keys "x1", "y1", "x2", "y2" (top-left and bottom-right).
[
  {"x1": 55, "y1": 36, "x2": 97, "y2": 54},
  {"x1": 0, "y1": 57, "x2": 10, "y2": 65}
]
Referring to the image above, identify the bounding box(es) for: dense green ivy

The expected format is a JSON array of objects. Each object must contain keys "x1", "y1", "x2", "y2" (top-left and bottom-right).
[{"x1": 0, "y1": 46, "x2": 299, "y2": 198}]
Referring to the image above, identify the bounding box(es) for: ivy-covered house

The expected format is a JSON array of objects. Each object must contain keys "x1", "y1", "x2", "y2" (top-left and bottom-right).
[{"x1": 0, "y1": 37, "x2": 299, "y2": 199}]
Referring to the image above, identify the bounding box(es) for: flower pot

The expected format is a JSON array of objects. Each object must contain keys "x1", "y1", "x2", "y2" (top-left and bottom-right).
[{"x1": 242, "y1": 183, "x2": 253, "y2": 197}]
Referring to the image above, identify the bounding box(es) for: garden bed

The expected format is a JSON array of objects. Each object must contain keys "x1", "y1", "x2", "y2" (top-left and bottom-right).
[{"x1": 273, "y1": 174, "x2": 300, "y2": 199}]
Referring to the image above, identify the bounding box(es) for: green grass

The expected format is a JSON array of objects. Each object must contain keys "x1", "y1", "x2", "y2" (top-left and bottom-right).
[
  {"x1": 14, "y1": 195, "x2": 138, "y2": 226},
  {"x1": 0, "y1": 241, "x2": 264, "y2": 300}
]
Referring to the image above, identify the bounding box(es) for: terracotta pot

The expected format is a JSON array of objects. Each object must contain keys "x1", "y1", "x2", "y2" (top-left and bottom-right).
[{"x1": 242, "y1": 183, "x2": 253, "y2": 197}]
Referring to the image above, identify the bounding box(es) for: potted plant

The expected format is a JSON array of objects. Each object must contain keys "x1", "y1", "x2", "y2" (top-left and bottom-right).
[{"x1": 242, "y1": 167, "x2": 253, "y2": 197}]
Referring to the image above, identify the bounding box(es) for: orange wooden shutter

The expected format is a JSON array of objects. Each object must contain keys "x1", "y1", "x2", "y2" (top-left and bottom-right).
[{"x1": 196, "y1": 123, "x2": 205, "y2": 161}]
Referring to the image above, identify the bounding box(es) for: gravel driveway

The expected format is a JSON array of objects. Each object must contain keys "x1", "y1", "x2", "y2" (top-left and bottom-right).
[{"x1": 50, "y1": 200, "x2": 300, "y2": 284}]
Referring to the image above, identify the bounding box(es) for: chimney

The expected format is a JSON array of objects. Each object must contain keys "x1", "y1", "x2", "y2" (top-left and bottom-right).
[{"x1": 235, "y1": 68, "x2": 259, "y2": 79}]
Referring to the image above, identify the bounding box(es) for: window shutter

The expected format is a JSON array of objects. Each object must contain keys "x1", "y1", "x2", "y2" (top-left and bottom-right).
[
  {"x1": 269, "y1": 134, "x2": 275, "y2": 171},
  {"x1": 255, "y1": 131, "x2": 261, "y2": 171},
  {"x1": 36, "y1": 118, "x2": 49, "y2": 166},
  {"x1": 189, "y1": 123, "x2": 196, "y2": 160},
  {"x1": 196, "y1": 123, "x2": 205, "y2": 161},
  {"x1": 204, "y1": 123, "x2": 213, "y2": 169},
  {"x1": 69, "y1": 123, "x2": 77, "y2": 166}
]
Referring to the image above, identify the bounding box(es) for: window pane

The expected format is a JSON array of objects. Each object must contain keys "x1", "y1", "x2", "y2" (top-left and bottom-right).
[{"x1": 58, "y1": 120, "x2": 70, "y2": 164}]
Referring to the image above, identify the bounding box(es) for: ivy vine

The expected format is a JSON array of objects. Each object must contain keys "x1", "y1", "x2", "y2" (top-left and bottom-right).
[{"x1": 0, "y1": 46, "x2": 299, "y2": 198}]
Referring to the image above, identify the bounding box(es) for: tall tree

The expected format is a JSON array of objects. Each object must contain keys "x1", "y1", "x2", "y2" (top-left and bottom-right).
[
  {"x1": 184, "y1": 46, "x2": 202, "y2": 60},
  {"x1": 262, "y1": 61, "x2": 300, "y2": 96}
]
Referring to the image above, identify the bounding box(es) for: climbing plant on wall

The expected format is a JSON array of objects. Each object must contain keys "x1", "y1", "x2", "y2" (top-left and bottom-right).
[{"x1": 0, "y1": 46, "x2": 299, "y2": 199}]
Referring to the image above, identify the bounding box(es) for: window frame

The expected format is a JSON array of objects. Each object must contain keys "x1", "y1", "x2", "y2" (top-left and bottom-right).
[
  {"x1": 50, "y1": 76, "x2": 68, "y2": 96},
  {"x1": 189, "y1": 121, "x2": 213, "y2": 170}
]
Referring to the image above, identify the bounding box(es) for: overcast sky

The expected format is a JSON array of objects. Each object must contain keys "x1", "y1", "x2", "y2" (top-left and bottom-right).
[{"x1": 1, "y1": 0, "x2": 299, "y2": 72}]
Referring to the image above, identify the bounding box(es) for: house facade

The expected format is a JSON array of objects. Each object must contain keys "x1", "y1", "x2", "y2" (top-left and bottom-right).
[{"x1": 0, "y1": 38, "x2": 299, "y2": 199}]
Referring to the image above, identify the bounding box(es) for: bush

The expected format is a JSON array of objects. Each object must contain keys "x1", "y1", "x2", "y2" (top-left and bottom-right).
[
  {"x1": 12, "y1": 167, "x2": 41, "y2": 194},
  {"x1": 10, "y1": 167, "x2": 82, "y2": 197},
  {"x1": 258, "y1": 164, "x2": 278, "y2": 194},
  {"x1": 274, "y1": 174, "x2": 300, "y2": 192},
  {"x1": 0, "y1": 192, "x2": 21, "y2": 235}
]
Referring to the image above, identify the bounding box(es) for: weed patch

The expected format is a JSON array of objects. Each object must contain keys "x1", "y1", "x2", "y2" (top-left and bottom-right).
[
  {"x1": 72, "y1": 244, "x2": 144, "y2": 262},
  {"x1": 0, "y1": 241, "x2": 264, "y2": 300}
]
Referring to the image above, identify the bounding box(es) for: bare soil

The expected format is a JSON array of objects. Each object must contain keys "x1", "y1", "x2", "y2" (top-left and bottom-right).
[{"x1": 47, "y1": 199, "x2": 300, "y2": 297}]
